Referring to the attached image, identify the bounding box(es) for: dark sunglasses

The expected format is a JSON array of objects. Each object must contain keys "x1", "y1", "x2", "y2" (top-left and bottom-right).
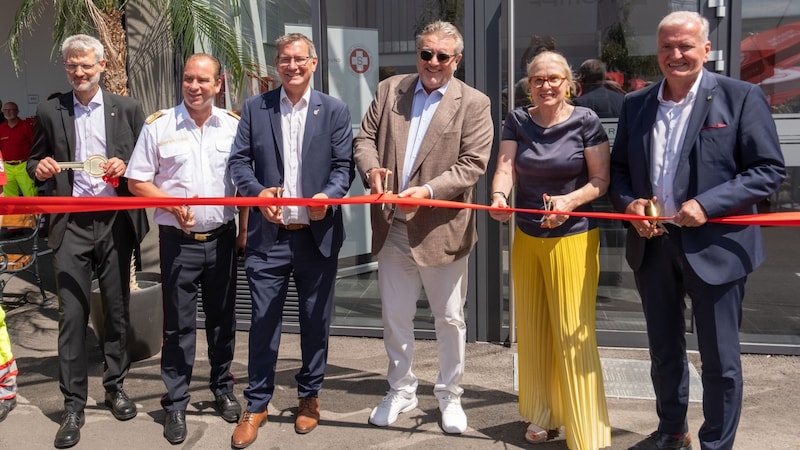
[{"x1": 419, "y1": 49, "x2": 455, "y2": 63}]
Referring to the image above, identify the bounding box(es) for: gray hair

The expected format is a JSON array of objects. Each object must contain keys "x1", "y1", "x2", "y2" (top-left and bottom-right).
[
  {"x1": 61, "y1": 34, "x2": 105, "y2": 61},
  {"x1": 275, "y1": 33, "x2": 317, "y2": 60},
  {"x1": 416, "y1": 21, "x2": 464, "y2": 55},
  {"x1": 658, "y1": 11, "x2": 709, "y2": 43}
]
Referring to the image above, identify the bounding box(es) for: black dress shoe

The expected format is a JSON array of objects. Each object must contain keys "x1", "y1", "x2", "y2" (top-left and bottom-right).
[
  {"x1": 0, "y1": 397, "x2": 16, "y2": 422},
  {"x1": 164, "y1": 410, "x2": 187, "y2": 444},
  {"x1": 54, "y1": 410, "x2": 85, "y2": 449},
  {"x1": 104, "y1": 389, "x2": 137, "y2": 420},
  {"x1": 629, "y1": 431, "x2": 692, "y2": 450},
  {"x1": 214, "y1": 393, "x2": 242, "y2": 423}
]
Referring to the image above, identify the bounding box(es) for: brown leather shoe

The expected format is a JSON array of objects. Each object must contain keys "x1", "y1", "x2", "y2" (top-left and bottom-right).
[
  {"x1": 231, "y1": 410, "x2": 268, "y2": 449},
  {"x1": 294, "y1": 397, "x2": 320, "y2": 434}
]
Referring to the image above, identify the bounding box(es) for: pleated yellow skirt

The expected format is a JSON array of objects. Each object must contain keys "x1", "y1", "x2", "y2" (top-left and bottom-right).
[{"x1": 513, "y1": 227, "x2": 611, "y2": 450}]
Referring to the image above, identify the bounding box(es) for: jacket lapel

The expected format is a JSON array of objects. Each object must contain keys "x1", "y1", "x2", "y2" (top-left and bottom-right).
[
  {"x1": 302, "y1": 91, "x2": 321, "y2": 159},
  {"x1": 641, "y1": 84, "x2": 660, "y2": 193},
  {"x1": 263, "y1": 91, "x2": 284, "y2": 175},
  {"x1": 58, "y1": 94, "x2": 77, "y2": 161},
  {"x1": 103, "y1": 91, "x2": 118, "y2": 159},
  {"x1": 409, "y1": 80, "x2": 461, "y2": 179},
  {"x1": 674, "y1": 70, "x2": 715, "y2": 200}
]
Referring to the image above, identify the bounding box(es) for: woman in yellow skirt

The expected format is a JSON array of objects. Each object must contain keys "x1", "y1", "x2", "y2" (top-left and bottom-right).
[{"x1": 490, "y1": 50, "x2": 611, "y2": 449}]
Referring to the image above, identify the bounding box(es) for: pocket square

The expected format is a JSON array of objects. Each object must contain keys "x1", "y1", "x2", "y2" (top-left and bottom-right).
[{"x1": 701, "y1": 123, "x2": 727, "y2": 130}]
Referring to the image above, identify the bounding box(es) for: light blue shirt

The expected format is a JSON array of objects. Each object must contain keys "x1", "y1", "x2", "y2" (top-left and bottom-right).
[
  {"x1": 402, "y1": 80, "x2": 448, "y2": 195},
  {"x1": 72, "y1": 89, "x2": 114, "y2": 198}
]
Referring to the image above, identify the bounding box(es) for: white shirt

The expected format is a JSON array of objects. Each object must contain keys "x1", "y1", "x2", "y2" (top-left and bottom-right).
[
  {"x1": 72, "y1": 89, "x2": 115, "y2": 198},
  {"x1": 393, "y1": 80, "x2": 447, "y2": 220},
  {"x1": 651, "y1": 72, "x2": 703, "y2": 218},
  {"x1": 279, "y1": 87, "x2": 312, "y2": 225},
  {"x1": 125, "y1": 103, "x2": 239, "y2": 232}
]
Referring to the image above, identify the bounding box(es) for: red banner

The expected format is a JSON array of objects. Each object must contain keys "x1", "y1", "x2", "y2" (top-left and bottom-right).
[{"x1": 1, "y1": 193, "x2": 798, "y2": 226}]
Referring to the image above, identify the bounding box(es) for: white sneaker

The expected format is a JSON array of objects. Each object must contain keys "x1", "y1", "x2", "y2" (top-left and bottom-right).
[
  {"x1": 438, "y1": 393, "x2": 467, "y2": 434},
  {"x1": 369, "y1": 390, "x2": 418, "y2": 426}
]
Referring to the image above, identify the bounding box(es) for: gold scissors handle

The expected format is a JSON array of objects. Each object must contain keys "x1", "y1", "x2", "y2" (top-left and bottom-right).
[{"x1": 644, "y1": 200, "x2": 669, "y2": 234}]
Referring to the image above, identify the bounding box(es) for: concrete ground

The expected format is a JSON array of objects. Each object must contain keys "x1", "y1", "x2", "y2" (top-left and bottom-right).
[{"x1": 1, "y1": 292, "x2": 798, "y2": 449}]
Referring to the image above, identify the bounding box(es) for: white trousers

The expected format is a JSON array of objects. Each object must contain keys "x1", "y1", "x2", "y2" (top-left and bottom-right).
[{"x1": 377, "y1": 221, "x2": 468, "y2": 398}]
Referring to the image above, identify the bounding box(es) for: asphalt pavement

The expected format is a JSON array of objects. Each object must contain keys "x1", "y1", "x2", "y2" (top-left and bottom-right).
[{"x1": 0, "y1": 270, "x2": 797, "y2": 449}]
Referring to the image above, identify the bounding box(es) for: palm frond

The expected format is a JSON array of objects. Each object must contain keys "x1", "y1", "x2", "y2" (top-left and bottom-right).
[
  {"x1": 6, "y1": 0, "x2": 47, "y2": 73},
  {"x1": 168, "y1": 0, "x2": 261, "y2": 95}
]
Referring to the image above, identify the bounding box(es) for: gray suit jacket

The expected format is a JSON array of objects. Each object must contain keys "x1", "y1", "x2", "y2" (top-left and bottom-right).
[
  {"x1": 354, "y1": 74, "x2": 494, "y2": 267},
  {"x1": 27, "y1": 91, "x2": 149, "y2": 250}
]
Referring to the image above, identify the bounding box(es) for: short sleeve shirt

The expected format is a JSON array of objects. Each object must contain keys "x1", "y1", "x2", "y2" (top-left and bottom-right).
[
  {"x1": 501, "y1": 105, "x2": 608, "y2": 238},
  {"x1": 126, "y1": 103, "x2": 239, "y2": 232}
]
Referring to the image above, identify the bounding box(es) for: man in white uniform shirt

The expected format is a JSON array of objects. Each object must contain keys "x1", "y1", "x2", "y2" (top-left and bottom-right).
[{"x1": 126, "y1": 53, "x2": 245, "y2": 445}]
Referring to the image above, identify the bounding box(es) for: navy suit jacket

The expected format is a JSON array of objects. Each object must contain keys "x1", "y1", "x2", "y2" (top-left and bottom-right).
[
  {"x1": 610, "y1": 70, "x2": 785, "y2": 285},
  {"x1": 228, "y1": 88, "x2": 354, "y2": 258},
  {"x1": 27, "y1": 91, "x2": 149, "y2": 250}
]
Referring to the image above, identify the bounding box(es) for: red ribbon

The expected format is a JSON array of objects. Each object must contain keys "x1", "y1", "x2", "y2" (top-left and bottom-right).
[
  {"x1": 0, "y1": 193, "x2": 797, "y2": 226},
  {"x1": 102, "y1": 175, "x2": 120, "y2": 187}
]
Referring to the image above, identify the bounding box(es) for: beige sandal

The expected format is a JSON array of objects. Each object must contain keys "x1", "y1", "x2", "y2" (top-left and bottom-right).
[{"x1": 525, "y1": 423, "x2": 548, "y2": 444}]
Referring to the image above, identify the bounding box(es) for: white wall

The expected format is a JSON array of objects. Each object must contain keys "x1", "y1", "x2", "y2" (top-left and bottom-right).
[{"x1": 0, "y1": 1, "x2": 70, "y2": 118}]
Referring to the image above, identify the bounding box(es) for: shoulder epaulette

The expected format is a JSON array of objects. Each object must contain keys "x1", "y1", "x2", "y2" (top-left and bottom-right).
[
  {"x1": 226, "y1": 110, "x2": 241, "y2": 120},
  {"x1": 145, "y1": 110, "x2": 165, "y2": 124}
]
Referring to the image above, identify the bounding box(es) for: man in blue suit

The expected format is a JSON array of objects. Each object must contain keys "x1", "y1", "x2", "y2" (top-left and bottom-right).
[
  {"x1": 228, "y1": 32, "x2": 354, "y2": 449},
  {"x1": 610, "y1": 11, "x2": 785, "y2": 450}
]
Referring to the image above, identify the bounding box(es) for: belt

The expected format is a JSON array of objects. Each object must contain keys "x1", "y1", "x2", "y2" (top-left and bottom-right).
[
  {"x1": 5, "y1": 160, "x2": 25, "y2": 165},
  {"x1": 278, "y1": 223, "x2": 310, "y2": 231},
  {"x1": 159, "y1": 221, "x2": 234, "y2": 242}
]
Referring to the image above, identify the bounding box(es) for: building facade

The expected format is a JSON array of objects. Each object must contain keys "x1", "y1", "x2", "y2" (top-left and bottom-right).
[{"x1": 3, "y1": 0, "x2": 799, "y2": 354}]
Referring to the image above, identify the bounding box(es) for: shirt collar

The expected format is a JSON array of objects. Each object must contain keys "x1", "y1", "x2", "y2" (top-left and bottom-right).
[
  {"x1": 280, "y1": 86, "x2": 312, "y2": 107},
  {"x1": 414, "y1": 78, "x2": 449, "y2": 97},
  {"x1": 175, "y1": 102, "x2": 222, "y2": 127},
  {"x1": 73, "y1": 89, "x2": 104, "y2": 109},
  {"x1": 657, "y1": 70, "x2": 703, "y2": 105}
]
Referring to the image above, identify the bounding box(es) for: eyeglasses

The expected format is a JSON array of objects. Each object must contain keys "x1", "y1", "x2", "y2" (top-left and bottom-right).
[
  {"x1": 530, "y1": 75, "x2": 566, "y2": 88},
  {"x1": 277, "y1": 56, "x2": 314, "y2": 67},
  {"x1": 419, "y1": 49, "x2": 456, "y2": 63},
  {"x1": 64, "y1": 62, "x2": 101, "y2": 73}
]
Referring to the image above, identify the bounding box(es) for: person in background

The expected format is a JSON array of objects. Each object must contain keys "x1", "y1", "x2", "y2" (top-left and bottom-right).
[
  {"x1": 0, "y1": 102, "x2": 36, "y2": 197},
  {"x1": 126, "y1": 53, "x2": 245, "y2": 445},
  {"x1": 610, "y1": 11, "x2": 785, "y2": 450},
  {"x1": 490, "y1": 51, "x2": 611, "y2": 449},
  {"x1": 27, "y1": 34, "x2": 149, "y2": 449},
  {"x1": 228, "y1": 32, "x2": 354, "y2": 449},
  {"x1": 353, "y1": 20, "x2": 493, "y2": 435},
  {"x1": 573, "y1": 59, "x2": 625, "y2": 119}
]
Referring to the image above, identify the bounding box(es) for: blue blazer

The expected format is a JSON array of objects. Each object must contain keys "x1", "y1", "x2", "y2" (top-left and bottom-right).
[
  {"x1": 228, "y1": 88, "x2": 354, "y2": 258},
  {"x1": 610, "y1": 70, "x2": 785, "y2": 285}
]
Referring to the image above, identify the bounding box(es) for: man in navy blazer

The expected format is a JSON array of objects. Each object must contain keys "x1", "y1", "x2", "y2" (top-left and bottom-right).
[
  {"x1": 610, "y1": 12, "x2": 785, "y2": 450},
  {"x1": 228, "y1": 32, "x2": 354, "y2": 449}
]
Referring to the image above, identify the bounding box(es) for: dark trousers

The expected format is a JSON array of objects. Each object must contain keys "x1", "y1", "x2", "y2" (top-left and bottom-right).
[
  {"x1": 635, "y1": 227, "x2": 744, "y2": 450},
  {"x1": 54, "y1": 211, "x2": 134, "y2": 413},
  {"x1": 243, "y1": 228, "x2": 338, "y2": 413},
  {"x1": 158, "y1": 225, "x2": 237, "y2": 412}
]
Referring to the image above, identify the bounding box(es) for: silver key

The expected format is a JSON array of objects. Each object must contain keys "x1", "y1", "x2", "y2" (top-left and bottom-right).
[{"x1": 58, "y1": 155, "x2": 107, "y2": 177}]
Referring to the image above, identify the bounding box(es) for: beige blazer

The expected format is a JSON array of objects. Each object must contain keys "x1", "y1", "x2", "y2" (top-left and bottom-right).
[{"x1": 354, "y1": 74, "x2": 494, "y2": 267}]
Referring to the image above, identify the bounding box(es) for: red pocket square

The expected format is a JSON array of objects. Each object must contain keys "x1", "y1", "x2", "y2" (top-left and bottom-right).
[{"x1": 701, "y1": 123, "x2": 727, "y2": 130}]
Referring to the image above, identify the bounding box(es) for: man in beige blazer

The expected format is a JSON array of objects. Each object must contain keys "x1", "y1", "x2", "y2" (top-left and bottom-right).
[{"x1": 353, "y1": 20, "x2": 493, "y2": 435}]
